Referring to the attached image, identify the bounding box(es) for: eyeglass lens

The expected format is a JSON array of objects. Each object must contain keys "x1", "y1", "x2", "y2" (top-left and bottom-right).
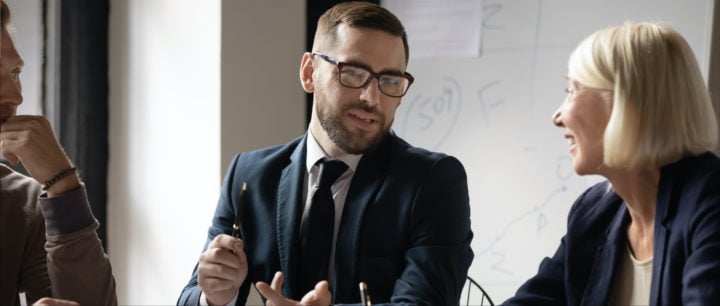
[{"x1": 339, "y1": 65, "x2": 410, "y2": 97}]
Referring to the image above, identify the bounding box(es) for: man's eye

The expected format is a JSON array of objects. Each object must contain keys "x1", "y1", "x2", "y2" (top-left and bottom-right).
[
  {"x1": 380, "y1": 76, "x2": 402, "y2": 86},
  {"x1": 341, "y1": 67, "x2": 366, "y2": 77}
]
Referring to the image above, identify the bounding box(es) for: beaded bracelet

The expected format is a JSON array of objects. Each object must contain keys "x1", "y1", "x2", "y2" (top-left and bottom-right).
[{"x1": 42, "y1": 167, "x2": 78, "y2": 191}]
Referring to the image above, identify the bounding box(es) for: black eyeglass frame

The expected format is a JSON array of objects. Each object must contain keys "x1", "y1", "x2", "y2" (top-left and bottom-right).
[{"x1": 312, "y1": 52, "x2": 415, "y2": 98}]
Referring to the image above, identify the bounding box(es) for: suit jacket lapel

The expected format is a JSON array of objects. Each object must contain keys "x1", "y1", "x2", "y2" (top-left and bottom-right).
[
  {"x1": 332, "y1": 135, "x2": 392, "y2": 301},
  {"x1": 582, "y1": 203, "x2": 629, "y2": 306},
  {"x1": 650, "y1": 223, "x2": 669, "y2": 306},
  {"x1": 650, "y1": 168, "x2": 674, "y2": 306},
  {"x1": 276, "y1": 134, "x2": 308, "y2": 298}
]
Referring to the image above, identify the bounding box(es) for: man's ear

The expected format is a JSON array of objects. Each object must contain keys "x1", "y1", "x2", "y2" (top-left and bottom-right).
[{"x1": 299, "y1": 52, "x2": 315, "y2": 93}]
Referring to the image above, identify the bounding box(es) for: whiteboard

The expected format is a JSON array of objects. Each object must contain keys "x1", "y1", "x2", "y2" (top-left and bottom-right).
[{"x1": 388, "y1": 0, "x2": 715, "y2": 302}]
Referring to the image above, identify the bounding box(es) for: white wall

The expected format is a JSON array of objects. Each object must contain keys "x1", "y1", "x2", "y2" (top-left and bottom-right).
[
  {"x1": 108, "y1": 0, "x2": 305, "y2": 304},
  {"x1": 108, "y1": 0, "x2": 221, "y2": 304}
]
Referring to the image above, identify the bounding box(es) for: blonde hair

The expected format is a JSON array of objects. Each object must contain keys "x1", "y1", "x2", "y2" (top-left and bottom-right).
[{"x1": 568, "y1": 22, "x2": 718, "y2": 169}]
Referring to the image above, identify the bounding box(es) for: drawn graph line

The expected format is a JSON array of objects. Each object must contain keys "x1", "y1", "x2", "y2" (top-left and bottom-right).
[
  {"x1": 476, "y1": 184, "x2": 568, "y2": 257},
  {"x1": 527, "y1": 0, "x2": 544, "y2": 116},
  {"x1": 480, "y1": 158, "x2": 575, "y2": 275}
]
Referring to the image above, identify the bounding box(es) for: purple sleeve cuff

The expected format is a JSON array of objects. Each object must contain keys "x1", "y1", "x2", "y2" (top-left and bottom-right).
[{"x1": 38, "y1": 184, "x2": 96, "y2": 236}]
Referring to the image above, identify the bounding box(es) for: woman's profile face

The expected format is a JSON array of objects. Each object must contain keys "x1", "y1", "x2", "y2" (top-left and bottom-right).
[{"x1": 552, "y1": 79, "x2": 613, "y2": 176}]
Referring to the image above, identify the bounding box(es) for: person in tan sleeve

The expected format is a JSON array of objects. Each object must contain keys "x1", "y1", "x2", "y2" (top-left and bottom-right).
[{"x1": 0, "y1": 1, "x2": 117, "y2": 305}]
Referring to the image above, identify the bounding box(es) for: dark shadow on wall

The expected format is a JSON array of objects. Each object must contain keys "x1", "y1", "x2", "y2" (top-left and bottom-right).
[
  {"x1": 56, "y1": 0, "x2": 110, "y2": 248},
  {"x1": 710, "y1": 0, "x2": 720, "y2": 154}
]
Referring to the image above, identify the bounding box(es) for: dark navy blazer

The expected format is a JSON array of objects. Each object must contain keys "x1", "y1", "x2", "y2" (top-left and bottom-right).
[
  {"x1": 178, "y1": 132, "x2": 474, "y2": 306},
  {"x1": 505, "y1": 152, "x2": 720, "y2": 306}
]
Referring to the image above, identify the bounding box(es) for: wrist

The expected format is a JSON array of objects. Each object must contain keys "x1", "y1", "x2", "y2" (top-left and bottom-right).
[{"x1": 46, "y1": 172, "x2": 81, "y2": 197}]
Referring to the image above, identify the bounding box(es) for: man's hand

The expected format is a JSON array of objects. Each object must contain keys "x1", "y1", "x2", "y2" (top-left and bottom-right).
[
  {"x1": 0, "y1": 115, "x2": 79, "y2": 196},
  {"x1": 32, "y1": 297, "x2": 80, "y2": 306},
  {"x1": 256, "y1": 271, "x2": 332, "y2": 306},
  {"x1": 198, "y1": 234, "x2": 248, "y2": 305}
]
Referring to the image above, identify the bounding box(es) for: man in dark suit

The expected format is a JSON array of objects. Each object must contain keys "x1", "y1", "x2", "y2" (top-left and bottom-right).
[{"x1": 178, "y1": 2, "x2": 473, "y2": 305}]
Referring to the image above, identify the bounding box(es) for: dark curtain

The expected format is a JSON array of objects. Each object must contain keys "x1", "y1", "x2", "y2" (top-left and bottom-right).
[
  {"x1": 56, "y1": 0, "x2": 110, "y2": 249},
  {"x1": 305, "y1": 0, "x2": 380, "y2": 124}
]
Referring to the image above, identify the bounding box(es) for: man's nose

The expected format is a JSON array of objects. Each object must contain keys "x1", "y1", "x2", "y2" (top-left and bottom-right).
[{"x1": 359, "y1": 77, "x2": 382, "y2": 106}]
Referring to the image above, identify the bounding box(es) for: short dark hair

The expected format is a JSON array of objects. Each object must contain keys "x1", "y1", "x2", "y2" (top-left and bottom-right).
[{"x1": 313, "y1": 1, "x2": 409, "y2": 63}]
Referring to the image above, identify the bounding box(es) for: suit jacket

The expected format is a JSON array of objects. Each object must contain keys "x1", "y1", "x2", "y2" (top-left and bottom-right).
[
  {"x1": 505, "y1": 152, "x2": 720, "y2": 306},
  {"x1": 178, "y1": 132, "x2": 474, "y2": 306}
]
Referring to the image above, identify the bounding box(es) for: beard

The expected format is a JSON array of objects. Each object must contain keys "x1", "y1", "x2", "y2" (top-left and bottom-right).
[{"x1": 318, "y1": 101, "x2": 391, "y2": 154}]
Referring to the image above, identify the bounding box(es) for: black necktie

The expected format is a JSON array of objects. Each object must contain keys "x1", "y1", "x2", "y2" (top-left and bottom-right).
[{"x1": 298, "y1": 159, "x2": 348, "y2": 294}]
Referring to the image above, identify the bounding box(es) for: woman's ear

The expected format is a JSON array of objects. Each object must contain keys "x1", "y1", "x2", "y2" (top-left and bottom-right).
[{"x1": 299, "y1": 52, "x2": 315, "y2": 93}]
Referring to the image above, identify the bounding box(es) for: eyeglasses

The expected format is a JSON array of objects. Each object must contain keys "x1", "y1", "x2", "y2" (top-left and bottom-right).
[{"x1": 312, "y1": 52, "x2": 414, "y2": 98}]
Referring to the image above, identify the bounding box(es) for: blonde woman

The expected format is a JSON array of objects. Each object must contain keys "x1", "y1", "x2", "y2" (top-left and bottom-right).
[{"x1": 506, "y1": 23, "x2": 720, "y2": 305}]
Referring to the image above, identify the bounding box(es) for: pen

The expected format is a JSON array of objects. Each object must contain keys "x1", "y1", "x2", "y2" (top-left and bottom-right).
[
  {"x1": 232, "y1": 182, "x2": 247, "y2": 238},
  {"x1": 359, "y1": 282, "x2": 371, "y2": 306}
]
